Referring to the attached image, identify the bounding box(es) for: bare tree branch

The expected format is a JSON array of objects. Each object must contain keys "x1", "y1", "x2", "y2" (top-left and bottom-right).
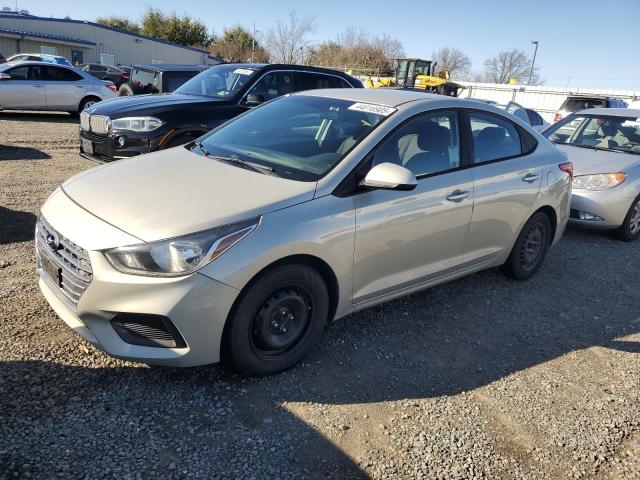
[
  {"x1": 483, "y1": 49, "x2": 542, "y2": 84},
  {"x1": 432, "y1": 47, "x2": 471, "y2": 80},
  {"x1": 263, "y1": 11, "x2": 317, "y2": 64}
]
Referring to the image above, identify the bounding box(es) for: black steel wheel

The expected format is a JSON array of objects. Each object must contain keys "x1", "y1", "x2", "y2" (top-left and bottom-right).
[
  {"x1": 501, "y1": 212, "x2": 551, "y2": 280},
  {"x1": 221, "y1": 264, "x2": 329, "y2": 375},
  {"x1": 614, "y1": 195, "x2": 640, "y2": 242}
]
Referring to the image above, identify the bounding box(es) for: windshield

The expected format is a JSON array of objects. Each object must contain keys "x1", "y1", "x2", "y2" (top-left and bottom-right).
[
  {"x1": 174, "y1": 64, "x2": 257, "y2": 98},
  {"x1": 197, "y1": 95, "x2": 394, "y2": 181},
  {"x1": 561, "y1": 97, "x2": 606, "y2": 112},
  {"x1": 543, "y1": 114, "x2": 640, "y2": 154}
]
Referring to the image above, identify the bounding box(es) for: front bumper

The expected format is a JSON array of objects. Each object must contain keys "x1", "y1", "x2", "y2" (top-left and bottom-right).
[
  {"x1": 569, "y1": 188, "x2": 632, "y2": 229},
  {"x1": 37, "y1": 192, "x2": 240, "y2": 367},
  {"x1": 79, "y1": 128, "x2": 165, "y2": 162}
]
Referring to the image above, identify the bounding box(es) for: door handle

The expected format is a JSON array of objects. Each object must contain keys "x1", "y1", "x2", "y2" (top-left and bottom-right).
[
  {"x1": 522, "y1": 173, "x2": 540, "y2": 183},
  {"x1": 75, "y1": 84, "x2": 85, "y2": 88},
  {"x1": 445, "y1": 190, "x2": 471, "y2": 202},
  {"x1": 33, "y1": 84, "x2": 44, "y2": 87}
]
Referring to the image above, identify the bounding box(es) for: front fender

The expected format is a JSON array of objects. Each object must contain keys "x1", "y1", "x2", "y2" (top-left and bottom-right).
[{"x1": 198, "y1": 195, "x2": 357, "y2": 319}]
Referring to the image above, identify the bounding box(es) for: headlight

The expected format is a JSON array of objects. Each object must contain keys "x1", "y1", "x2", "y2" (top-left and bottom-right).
[
  {"x1": 111, "y1": 116, "x2": 164, "y2": 132},
  {"x1": 104, "y1": 217, "x2": 260, "y2": 276},
  {"x1": 572, "y1": 173, "x2": 626, "y2": 191}
]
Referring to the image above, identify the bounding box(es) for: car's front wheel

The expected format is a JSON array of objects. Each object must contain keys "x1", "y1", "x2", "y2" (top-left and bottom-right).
[
  {"x1": 221, "y1": 264, "x2": 329, "y2": 376},
  {"x1": 614, "y1": 195, "x2": 640, "y2": 242},
  {"x1": 501, "y1": 211, "x2": 551, "y2": 280}
]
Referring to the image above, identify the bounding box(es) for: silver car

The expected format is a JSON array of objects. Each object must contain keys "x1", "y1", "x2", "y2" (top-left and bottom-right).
[
  {"x1": 544, "y1": 108, "x2": 640, "y2": 241},
  {"x1": 36, "y1": 89, "x2": 571, "y2": 375},
  {"x1": 0, "y1": 61, "x2": 117, "y2": 113}
]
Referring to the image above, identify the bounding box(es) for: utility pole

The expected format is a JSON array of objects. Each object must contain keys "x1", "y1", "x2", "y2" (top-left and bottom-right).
[
  {"x1": 528, "y1": 40, "x2": 539, "y2": 85},
  {"x1": 251, "y1": 21, "x2": 255, "y2": 63}
]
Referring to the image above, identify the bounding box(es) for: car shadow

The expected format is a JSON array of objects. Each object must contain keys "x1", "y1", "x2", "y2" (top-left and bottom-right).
[
  {"x1": 0, "y1": 111, "x2": 77, "y2": 123},
  {"x1": 0, "y1": 206, "x2": 37, "y2": 245},
  {"x1": 0, "y1": 145, "x2": 51, "y2": 161},
  {"x1": 0, "y1": 230, "x2": 638, "y2": 478}
]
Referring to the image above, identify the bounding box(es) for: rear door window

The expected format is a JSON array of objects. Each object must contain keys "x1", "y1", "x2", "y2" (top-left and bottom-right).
[
  {"x1": 43, "y1": 66, "x2": 82, "y2": 81},
  {"x1": 246, "y1": 71, "x2": 292, "y2": 102},
  {"x1": 470, "y1": 112, "x2": 522, "y2": 163},
  {"x1": 295, "y1": 72, "x2": 351, "y2": 91}
]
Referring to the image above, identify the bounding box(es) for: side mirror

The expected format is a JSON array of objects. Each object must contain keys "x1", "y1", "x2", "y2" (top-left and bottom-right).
[
  {"x1": 245, "y1": 93, "x2": 265, "y2": 106},
  {"x1": 0, "y1": 73, "x2": 11, "y2": 80},
  {"x1": 361, "y1": 162, "x2": 417, "y2": 191}
]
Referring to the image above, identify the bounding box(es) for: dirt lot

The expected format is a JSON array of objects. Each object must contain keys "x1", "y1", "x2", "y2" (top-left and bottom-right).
[{"x1": 0, "y1": 111, "x2": 639, "y2": 480}]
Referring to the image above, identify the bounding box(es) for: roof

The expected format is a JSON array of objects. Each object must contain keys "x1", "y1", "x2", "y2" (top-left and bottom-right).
[
  {"x1": 0, "y1": 13, "x2": 220, "y2": 60},
  {"x1": 0, "y1": 27, "x2": 95, "y2": 46},
  {"x1": 131, "y1": 64, "x2": 210, "y2": 72},
  {"x1": 577, "y1": 108, "x2": 640, "y2": 117},
  {"x1": 296, "y1": 88, "x2": 449, "y2": 107}
]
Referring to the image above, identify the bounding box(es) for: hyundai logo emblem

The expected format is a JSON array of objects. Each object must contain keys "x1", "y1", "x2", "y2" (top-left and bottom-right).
[{"x1": 46, "y1": 232, "x2": 61, "y2": 251}]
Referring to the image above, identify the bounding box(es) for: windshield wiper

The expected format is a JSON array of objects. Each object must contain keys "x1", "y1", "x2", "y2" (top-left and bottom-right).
[{"x1": 194, "y1": 141, "x2": 275, "y2": 175}]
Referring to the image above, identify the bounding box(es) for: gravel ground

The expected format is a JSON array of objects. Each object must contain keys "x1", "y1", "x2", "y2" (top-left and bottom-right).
[{"x1": 0, "y1": 111, "x2": 639, "y2": 480}]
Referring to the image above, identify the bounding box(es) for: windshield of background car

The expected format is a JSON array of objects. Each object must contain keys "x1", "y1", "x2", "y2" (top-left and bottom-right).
[
  {"x1": 544, "y1": 114, "x2": 640, "y2": 154},
  {"x1": 131, "y1": 68, "x2": 159, "y2": 92},
  {"x1": 174, "y1": 65, "x2": 257, "y2": 98},
  {"x1": 562, "y1": 98, "x2": 606, "y2": 112},
  {"x1": 197, "y1": 95, "x2": 395, "y2": 181}
]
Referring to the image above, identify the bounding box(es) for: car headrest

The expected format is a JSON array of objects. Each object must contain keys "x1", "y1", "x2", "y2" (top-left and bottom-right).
[
  {"x1": 598, "y1": 122, "x2": 618, "y2": 137},
  {"x1": 478, "y1": 127, "x2": 505, "y2": 143},
  {"x1": 416, "y1": 122, "x2": 451, "y2": 152}
]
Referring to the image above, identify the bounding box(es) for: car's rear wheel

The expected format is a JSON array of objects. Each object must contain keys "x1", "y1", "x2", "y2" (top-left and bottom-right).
[
  {"x1": 613, "y1": 195, "x2": 640, "y2": 242},
  {"x1": 501, "y1": 212, "x2": 551, "y2": 280},
  {"x1": 221, "y1": 264, "x2": 329, "y2": 376},
  {"x1": 78, "y1": 96, "x2": 100, "y2": 114}
]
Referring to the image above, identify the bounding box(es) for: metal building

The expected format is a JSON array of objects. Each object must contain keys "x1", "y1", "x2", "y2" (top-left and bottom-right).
[{"x1": 0, "y1": 11, "x2": 220, "y2": 66}]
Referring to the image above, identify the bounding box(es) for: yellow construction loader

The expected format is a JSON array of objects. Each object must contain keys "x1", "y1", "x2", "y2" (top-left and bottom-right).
[{"x1": 361, "y1": 58, "x2": 462, "y2": 97}]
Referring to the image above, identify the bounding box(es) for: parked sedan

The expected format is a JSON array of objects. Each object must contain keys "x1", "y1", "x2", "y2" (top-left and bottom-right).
[
  {"x1": 0, "y1": 61, "x2": 117, "y2": 113},
  {"x1": 37, "y1": 90, "x2": 571, "y2": 375},
  {"x1": 7, "y1": 53, "x2": 74, "y2": 67},
  {"x1": 544, "y1": 108, "x2": 640, "y2": 241},
  {"x1": 79, "y1": 63, "x2": 362, "y2": 162},
  {"x1": 80, "y1": 63, "x2": 129, "y2": 87}
]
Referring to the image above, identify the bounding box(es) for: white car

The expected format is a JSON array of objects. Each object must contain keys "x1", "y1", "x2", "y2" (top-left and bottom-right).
[
  {"x1": 7, "y1": 53, "x2": 74, "y2": 67},
  {"x1": 0, "y1": 61, "x2": 117, "y2": 113}
]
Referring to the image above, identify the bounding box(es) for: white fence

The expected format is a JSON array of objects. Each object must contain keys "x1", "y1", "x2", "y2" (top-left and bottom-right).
[{"x1": 457, "y1": 82, "x2": 640, "y2": 122}]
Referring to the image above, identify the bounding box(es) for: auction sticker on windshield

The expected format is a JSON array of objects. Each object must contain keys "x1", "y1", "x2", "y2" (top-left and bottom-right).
[
  {"x1": 348, "y1": 102, "x2": 397, "y2": 116},
  {"x1": 234, "y1": 68, "x2": 254, "y2": 76}
]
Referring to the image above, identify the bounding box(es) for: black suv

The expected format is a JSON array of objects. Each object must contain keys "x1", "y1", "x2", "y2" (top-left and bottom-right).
[
  {"x1": 118, "y1": 64, "x2": 210, "y2": 96},
  {"x1": 79, "y1": 63, "x2": 363, "y2": 162}
]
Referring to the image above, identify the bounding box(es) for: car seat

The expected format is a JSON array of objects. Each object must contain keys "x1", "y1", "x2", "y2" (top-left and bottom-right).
[{"x1": 403, "y1": 123, "x2": 452, "y2": 175}]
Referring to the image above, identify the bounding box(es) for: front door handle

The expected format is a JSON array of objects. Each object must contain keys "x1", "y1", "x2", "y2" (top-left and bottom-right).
[
  {"x1": 522, "y1": 173, "x2": 540, "y2": 183},
  {"x1": 33, "y1": 84, "x2": 44, "y2": 88},
  {"x1": 445, "y1": 190, "x2": 471, "y2": 202},
  {"x1": 75, "y1": 84, "x2": 85, "y2": 88}
]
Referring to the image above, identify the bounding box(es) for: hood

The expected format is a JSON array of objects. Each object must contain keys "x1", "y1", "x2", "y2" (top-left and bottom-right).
[
  {"x1": 86, "y1": 93, "x2": 227, "y2": 117},
  {"x1": 61, "y1": 147, "x2": 316, "y2": 243},
  {"x1": 555, "y1": 145, "x2": 640, "y2": 176}
]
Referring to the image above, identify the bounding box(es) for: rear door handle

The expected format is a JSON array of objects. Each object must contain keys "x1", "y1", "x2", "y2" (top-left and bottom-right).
[
  {"x1": 75, "y1": 84, "x2": 85, "y2": 88},
  {"x1": 522, "y1": 173, "x2": 540, "y2": 183},
  {"x1": 445, "y1": 190, "x2": 471, "y2": 202},
  {"x1": 33, "y1": 84, "x2": 44, "y2": 88}
]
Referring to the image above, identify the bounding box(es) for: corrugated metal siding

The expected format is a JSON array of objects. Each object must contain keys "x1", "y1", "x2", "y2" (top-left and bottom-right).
[
  {"x1": 458, "y1": 82, "x2": 640, "y2": 122},
  {"x1": 0, "y1": 16, "x2": 212, "y2": 66}
]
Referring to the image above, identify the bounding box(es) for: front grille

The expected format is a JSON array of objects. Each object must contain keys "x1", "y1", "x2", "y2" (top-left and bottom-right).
[
  {"x1": 81, "y1": 130, "x2": 108, "y2": 143},
  {"x1": 90, "y1": 115, "x2": 110, "y2": 134},
  {"x1": 79, "y1": 110, "x2": 90, "y2": 131},
  {"x1": 36, "y1": 217, "x2": 92, "y2": 309}
]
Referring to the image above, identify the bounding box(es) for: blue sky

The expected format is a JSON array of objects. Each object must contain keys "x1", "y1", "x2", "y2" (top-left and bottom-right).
[{"x1": 17, "y1": 0, "x2": 640, "y2": 89}]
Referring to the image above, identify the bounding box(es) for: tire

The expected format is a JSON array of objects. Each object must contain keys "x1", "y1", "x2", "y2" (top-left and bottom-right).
[
  {"x1": 118, "y1": 84, "x2": 134, "y2": 96},
  {"x1": 501, "y1": 212, "x2": 552, "y2": 280},
  {"x1": 221, "y1": 264, "x2": 330, "y2": 376},
  {"x1": 165, "y1": 134, "x2": 193, "y2": 149},
  {"x1": 78, "y1": 96, "x2": 99, "y2": 113},
  {"x1": 613, "y1": 195, "x2": 640, "y2": 242}
]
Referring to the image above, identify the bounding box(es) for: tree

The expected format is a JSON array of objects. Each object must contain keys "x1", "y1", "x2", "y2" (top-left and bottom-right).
[
  {"x1": 483, "y1": 49, "x2": 541, "y2": 85},
  {"x1": 96, "y1": 16, "x2": 140, "y2": 34},
  {"x1": 307, "y1": 27, "x2": 404, "y2": 75},
  {"x1": 432, "y1": 47, "x2": 471, "y2": 79},
  {"x1": 140, "y1": 7, "x2": 211, "y2": 47},
  {"x1": 263, "y1": 11, "x2": 316, "y2": 64},
  {"x1": 209, "y1": 26, "x2": 268, "y2": 63}
]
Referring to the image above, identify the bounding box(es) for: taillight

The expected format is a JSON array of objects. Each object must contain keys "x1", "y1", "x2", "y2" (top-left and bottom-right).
[
  {"x1": 122, "y1": 73, "x2": 129, "y2": 79},
  {"x1": 559, "y1": 162, "x2": 574, "y2": 179},
  {"x1": 106, "y1": 84, "x2": 117, "y2": 93},
  {"x1": 553, "y1": 112, "x2": 563, "y2": 123}
]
